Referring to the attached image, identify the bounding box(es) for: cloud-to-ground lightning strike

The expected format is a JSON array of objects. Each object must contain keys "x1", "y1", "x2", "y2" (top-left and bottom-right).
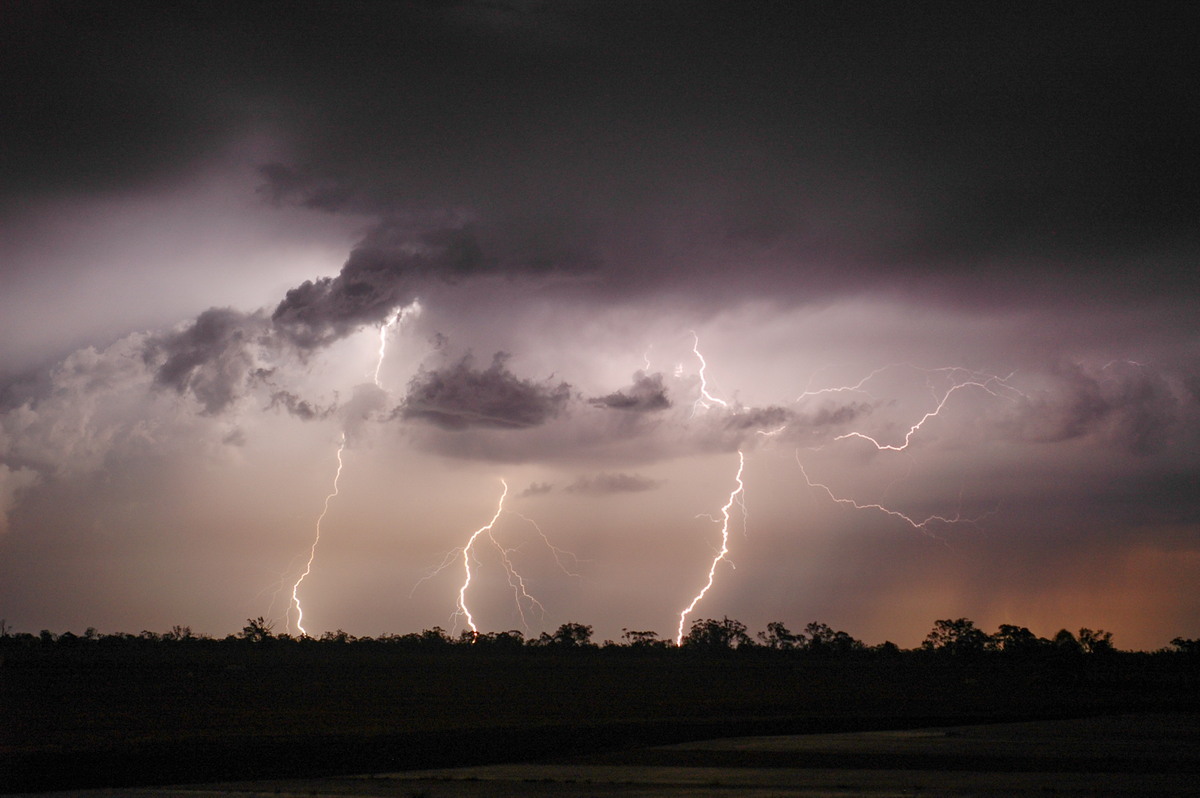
[
  {"x1": 412, "y1": 482, "x2": 579, "y2": 638},
  {"x1": 456, "y1": 480, "x2": 509, "y2": 640},
  {"x1": 281, "y1": 301, "x2": 419, "y2": 636},
  {"x1": 676, "y1": 450, "x2": 746, "y2": 644},
  {"x1": 290, "y1": 434, "x2": 346, "y2": 637}
]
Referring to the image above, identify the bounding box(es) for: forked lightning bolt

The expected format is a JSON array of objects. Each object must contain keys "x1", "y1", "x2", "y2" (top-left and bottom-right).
[
  {"x1": 795, "y1": 454, "x2": 989, "y2": 538},
  {"x1": 290, "y1": 434, "x2": 346, "y2": 637},
  {"x1": 412, "y1": 482, "x2": 579, "y2": 639},
  {"x1": 280, "y1": 302, "x2": 417, "y2": 636},
  {"x1": 676, "y1": 450, "x2": 746, "y2": 644},
  {"x1": 457, "y1": 480, "x2": 509, "y2": 640},
  {"x1": 833, "y1": 373, "x2": 1022, "y2": 452}
]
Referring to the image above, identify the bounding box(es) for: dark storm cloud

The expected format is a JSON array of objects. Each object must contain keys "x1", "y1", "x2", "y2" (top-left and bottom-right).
[
  {"x1": 7, "y1": 2, "x2": 1197, "y2": 308},
  {"x1": 142, "y1": 308, "x2": 266, "y2": 415},
  {"x1": 272, "y1": 215, "x2": 595, "y2": 351},
  {"x1": 590, "y1": 372, "x2": 671, "y2": 412},
  {"x1": 1003, "y1": 362, "x2": 1197, "y2": 456},
  {"x1": 399, "y1": 353, "x2": 571, "y2": 430},
  {"x1": 564, "y1": 473, "x2": 662, "y2": 496}
]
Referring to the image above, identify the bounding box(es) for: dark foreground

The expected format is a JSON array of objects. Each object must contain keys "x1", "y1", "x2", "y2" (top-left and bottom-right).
[
  {"x1": 3, "y1": 644, "x2": 1197, "y2": 793},
  {"x1": 14, "y1": 714, "x2": 1200, "y2": 797}
]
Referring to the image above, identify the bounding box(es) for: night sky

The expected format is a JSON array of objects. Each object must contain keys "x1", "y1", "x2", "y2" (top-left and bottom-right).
[{"x1": 2, "y1": 1, "x2": 1198, "y2": 648}]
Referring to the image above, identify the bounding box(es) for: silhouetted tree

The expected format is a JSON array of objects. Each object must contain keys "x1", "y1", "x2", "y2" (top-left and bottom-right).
[
  {"x1": 621, "y1": 629, "x2": 666, "y2": 648},
  {"x1": 758, "y1": 621, "x2": 804, "y2": 650},
  {"x1": 1078, "y1": 627, "x2": 1114, "y2": 654},
  {"x1": 536, "y1": 622, "x2": 595, "y2": 648},
  {"x1": 418, "y1": 626, "x2": 452, "y2": 647},
  {"x1": 1052, "y1": 628, "x2": 1083, "y2": 655},
  {"x1": 682, "y1": 617, "x2": 753, "y2": 650},
  {"x1": 802, "y1": 622, "x2": 862, "y2": 654},
  {"x1": 240, "y1": 617, "x2": 274, "y2": 643},
  {"x1": 1169, "y1": 637, "x2": 1199, "y2": 654},
  {"x1": 923, "y1": 618, "x2": 991, "y2": 655},
  {"x1": 993, "y1": 624, "x2": 1043, "y2": 655},
  {"x1": 484, "y1": 630, "x2": 525, "y2": 650}
]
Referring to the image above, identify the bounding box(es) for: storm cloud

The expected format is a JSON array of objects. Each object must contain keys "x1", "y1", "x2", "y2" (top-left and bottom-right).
[
  {"x1": 143, "y1": 308, "x2": 268, "y2": 415},
  {"x1": 590, "y1": 372, "x2": 672, "y2": 413},
  {"x1": 399, "y1": 353, "x2": 571, "y2": 430}
]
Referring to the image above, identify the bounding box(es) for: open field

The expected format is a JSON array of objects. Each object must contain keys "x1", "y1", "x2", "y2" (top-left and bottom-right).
[
  {"x1": 3, "y1": 643, "x2": 1197, "y2": 793},
  {"x1": 13, "y1": 714, "x2": 1200, "y2": 797}
]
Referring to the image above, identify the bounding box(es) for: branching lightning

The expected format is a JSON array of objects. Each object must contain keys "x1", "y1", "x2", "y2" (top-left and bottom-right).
[
  {"x1": 676, "y1": 450, "x2": 746, "y2": 644},
  {"x1": 792, "y1": 365, "x2": 1013, "y2": 542},
  {"x1": 290, "y1": 434, "x2": 346, "y2": 637},
  {"x1": 277, "y1": 301, "x2": 419, "y2": 637},
  {"x1": 456, "y1": 480, "x2": 509, "y2": 639},
  {"x1": 833, "y1": 373, "x2": 1023, "y2": 452},
  {"x1": 795, "y1": 453, "x2": 990, "y2": 538},
  {"x1": 796, "y1": 365, "x2": 887, "y2": 402},
  {"x1": 411, "y1": 481, "x2": 579, "y2": 640},
  {"x1": 510, "y1": 511, "x2": 586, "y2": 577}
]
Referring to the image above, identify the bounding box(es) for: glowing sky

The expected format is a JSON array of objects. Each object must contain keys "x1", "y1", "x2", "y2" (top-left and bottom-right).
[{"x1": 2, "y1": 2, "x2": 1198, "y2": 649}]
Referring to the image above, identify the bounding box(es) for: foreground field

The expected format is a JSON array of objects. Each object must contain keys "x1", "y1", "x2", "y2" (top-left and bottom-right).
[
  {"x1": 3, "y1": 643, "x2": 1197, "y2": 793},
  {"x1": 16, "y1": 714, "x2": 1200, "y2": 797}
]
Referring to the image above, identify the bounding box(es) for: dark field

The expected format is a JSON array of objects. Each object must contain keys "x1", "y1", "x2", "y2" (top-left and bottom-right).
[{"x1": 3, "y1": 642, "x2": 1198, "y2": 794}]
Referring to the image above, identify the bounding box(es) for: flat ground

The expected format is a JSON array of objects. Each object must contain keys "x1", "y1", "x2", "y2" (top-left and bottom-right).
[{"x1": 17, "y1": 713, "x2": 1200, "y2": 798}]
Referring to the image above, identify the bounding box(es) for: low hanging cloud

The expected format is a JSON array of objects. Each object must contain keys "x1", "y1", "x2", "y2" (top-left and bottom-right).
[
  {"x1": 398, "y1": 352, "x2": 571, "y2": 430},
  {"x1": 590, "y1": 371, "x2": 672, "y2": 412},
  {"x1": 564, "y1": 472, "x2": 664, "y2": 496}
]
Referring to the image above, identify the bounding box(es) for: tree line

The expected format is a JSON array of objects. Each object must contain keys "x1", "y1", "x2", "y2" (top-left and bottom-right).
[{"x1": 4, "y1": 615, "x2": 1198, "y2": 656}]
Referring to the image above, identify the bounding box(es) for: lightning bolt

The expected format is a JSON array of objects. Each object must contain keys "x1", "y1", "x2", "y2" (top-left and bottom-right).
[
  {"x1": 832, "y1": 372, "x2": 1023, "y2": 452},
  {"x1": 278, "y1": 301, "x2": 419, "y2": 636},
  {"x1": 690, "y1": 330, "x2": 729, "y2": 414},
  {"x1": 795, "y1": 453, "x2": 990, "y2": 538},
  {"x1": 796, "y1": 365, "x2": 887, "y2": 402},
  {"x1": 411, "y1": 483, "x2": 580, "y2": 639},
  {"x1": 676, "y1": 450, "x2": 746, "y2": 644},
  {"x1": 456, "y1": 480, "x2": 509, "y2": 641},
  {"x1": 510, "y1": 511, "x2": 585, "y2": 577},
  {"x1": 373, "y1": 299, "x2": 421, "y2": 388},
  {"x1": 290, "y1": 434, "x2": 346, "y2": 637}
]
